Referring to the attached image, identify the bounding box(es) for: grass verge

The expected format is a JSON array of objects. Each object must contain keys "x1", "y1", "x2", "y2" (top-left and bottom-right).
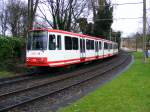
[
  {"x1": 0, "y1": 71, "x2": 16, "y2": 78},
  {"x1": 0, "y1": 59, "x2": 30, "y2": 78},
  {"x1": 58, "y1": 52, "x2": 150, "y2": 112}
]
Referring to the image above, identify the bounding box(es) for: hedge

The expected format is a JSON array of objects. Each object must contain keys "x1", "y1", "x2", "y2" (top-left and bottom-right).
[{"x1": 0, "y1": 36, "x2": 25, "y2": 61}]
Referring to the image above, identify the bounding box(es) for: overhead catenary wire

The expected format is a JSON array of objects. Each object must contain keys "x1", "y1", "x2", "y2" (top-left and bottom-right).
[
  {"x1": 88, "y1": 12, "x2": 150, "y2": 21},
  {"x1": 88, "y1": 1, "x2": 145, "y2": 21},
  {"x1": 88, "y1": 17, "x2": 143, "y2": 21},
  {"x1": 112, "y1": 2, "x2": 143, "y2": 6},
  {"x1": 87, "y1": 12, "x2": 150, "y2": 22},
  {"x1": 96, "y1": 2, "x2": 143, "y2": 7}
]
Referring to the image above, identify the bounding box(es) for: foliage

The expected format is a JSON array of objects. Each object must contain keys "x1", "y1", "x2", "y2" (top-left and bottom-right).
[
  {"x1": 93, "y1": 1, "x2": 113, "y2": 38},
  {"x1": 77, "y1": 18, "x2": 88, "y2": 34},
  {"x1": 59, "y1": 52, "x2": 150, "y2": 112},
  {"x1": 86, "y1": 23, "x2": 94, "y2": 36},
  {"x1": 0, "y1": 36, "x2": 33, "y2": 77},
  {"x1": 112, "y1": 31, "x2": 122, "y2": 48},
  {"x1": 0, "y1": 71, "x2": 16, "y2": 78},
  {"x1": 0, "y1": 36, "x2": 25, "y2": 61},
  {"x1": 146, "y1": 34, "x2": 150, "y2": 43},
  {"x1": 77, "y1": 18, "x2": 94, "y2": 35},
  {"x1": 77, "y1": 0, "x2": 114, "y2": 39}
]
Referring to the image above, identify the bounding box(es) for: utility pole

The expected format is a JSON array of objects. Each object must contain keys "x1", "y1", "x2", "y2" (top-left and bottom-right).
[
  {"x1": 109, "y1": 28, "x2": 111, "y2": 41},
  {"x1": 143, "y1": 0, "x2": 146, "y2": 62}
]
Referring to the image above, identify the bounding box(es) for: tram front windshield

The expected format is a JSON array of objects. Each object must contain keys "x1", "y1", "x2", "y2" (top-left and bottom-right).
[{"x1": 27, "y1": 31, "x2": 48, "y2": 50}]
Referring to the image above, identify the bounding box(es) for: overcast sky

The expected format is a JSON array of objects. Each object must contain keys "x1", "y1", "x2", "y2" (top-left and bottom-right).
[
  {"x1": 111, "y1": 0, "x2": 150, "y2": 37},
  {"x1": 2, "y1": 0, "x2": 150, "y2": 37},
  {"x1": 36, "y1": 0, "x2": 150, "y2": 37}
]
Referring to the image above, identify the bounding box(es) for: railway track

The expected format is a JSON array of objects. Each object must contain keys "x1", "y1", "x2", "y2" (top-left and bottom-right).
[
  {"x1": 0, "y1": 55, "x2": 117, "y2": 96},
  {"x1": 0, "y1": 53, "x2": 130, "y2": 112},
  {"x1": 0, "y1": 73, "x2": 34, "y2": 86},
  {"x1": 0, "y1": 56, "x2": 113, "y2": 88},
  {"x1": 0, "y1": 70, "x2": 49, "y2": 87},
  {"x1": 0, "y1": 56, "x2": 116, "y2": 96},
  {"x1": 0, "y1": 67, "x2": 64, "y2": 87}
]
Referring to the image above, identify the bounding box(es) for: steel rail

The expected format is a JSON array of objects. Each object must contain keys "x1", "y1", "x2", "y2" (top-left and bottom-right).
[
  {"x1": 0, "y1": 55, "x2": 120, "y2": 98},
  {"x1": 0, "y1": 54, "x2": 130, "y2": 112}
]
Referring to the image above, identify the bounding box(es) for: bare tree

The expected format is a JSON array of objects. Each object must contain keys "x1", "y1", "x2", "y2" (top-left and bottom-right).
[
  {"x1": 7, "y1": 0, "x2": 28, "y2": 37},
  {"x1": 38, "y1": 0, "x2": 88, "y2": 31},
  {"x1": 20, "y1": 5, "x2": 28, "y2": 37},
  {"x1": 0, "y1": 0, "x2": 8, "y2": 36},
  {"x1": 28, "y1": 0, "x2": 39, "y2": 29}
]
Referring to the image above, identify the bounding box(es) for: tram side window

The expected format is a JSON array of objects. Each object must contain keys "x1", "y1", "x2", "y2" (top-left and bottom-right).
[
  {"x1": 115, "y1": 44, "x2": 118, "y2": 49},
  {"x1": 72, "y1": 37, "x2": 78, "y2": 50},
  {"x1": 95, "y1": 41, "x2": 98, "y2": 52},
  {"x1": 99, "y1": 41, "x2": 102, "y2": 50},
  {"x1": 57, "y1": 35, "x2": 61, "y2": 50},
  {"x1": 114, "y1": 44, "x2": 116, "y2": 49},
  {"x1": 108, "y1": 43, "x2": 110, "y2": 50},
  {"x1": 113, "y1": 44, "x2": 115, "y2": 49},
  {"x1": 49, "y1": 34, "x2": 56, "y2": 50},
  {"x1": 110, "y1": 44, "x2": 112, "y2": 49},
  {"x1": 65, "y1": 36, "x2": 72, "y2": 50},
  {"x1": 83, "y1": 39, "x2": 85, "y2": 52},
  {"x1": 91, "y1": 40, "x2": 94, "y2": 50},
  {"x1": 86, "y1": 39, "x2": 90, "y2": 50},
  {"x1": 27, "y1": 36, "x2": 31, "y2": 50},
  {"x1": 104, "y1": 42, "x2": 108, "y2": 49}
]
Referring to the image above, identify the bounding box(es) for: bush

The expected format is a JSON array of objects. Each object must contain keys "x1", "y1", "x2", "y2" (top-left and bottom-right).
[{"x1": 0, "y1": 36, "x2": 25, "y2": 61}]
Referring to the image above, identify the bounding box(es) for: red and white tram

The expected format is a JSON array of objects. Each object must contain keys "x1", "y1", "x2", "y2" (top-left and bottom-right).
[{"x1": 26, "y1": 29, "x2": 118, "y2": 67}]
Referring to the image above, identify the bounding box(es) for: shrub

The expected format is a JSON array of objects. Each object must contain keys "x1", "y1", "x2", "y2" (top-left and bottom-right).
[{"x1": 0, "y1": 36, "x2": 25, "y2": 61}]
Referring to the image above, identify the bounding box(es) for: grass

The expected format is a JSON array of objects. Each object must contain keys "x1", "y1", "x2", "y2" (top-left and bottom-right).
[
  {"x1": 0, "y1": 71, "x2": 17, "y2": 78},
  {"x1": 58, "y1": 52, "x2": 150, "y2": 112},
  {"x1": 0, "y1": 59, "x2": 30, "y2": 78}
]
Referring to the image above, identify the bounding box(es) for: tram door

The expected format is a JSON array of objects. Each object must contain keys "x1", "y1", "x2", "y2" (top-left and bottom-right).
[
  {"x1": 80, "y1": 39, "x2": 86, "y2": 59},
  {"x1": 95, "y1": 41, "x2": 99, "y2": 57}
]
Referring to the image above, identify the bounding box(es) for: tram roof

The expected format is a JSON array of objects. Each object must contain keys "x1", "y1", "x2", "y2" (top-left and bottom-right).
[{"x1": 29, "y1": 28, "x2": 116, "y2": 43}]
